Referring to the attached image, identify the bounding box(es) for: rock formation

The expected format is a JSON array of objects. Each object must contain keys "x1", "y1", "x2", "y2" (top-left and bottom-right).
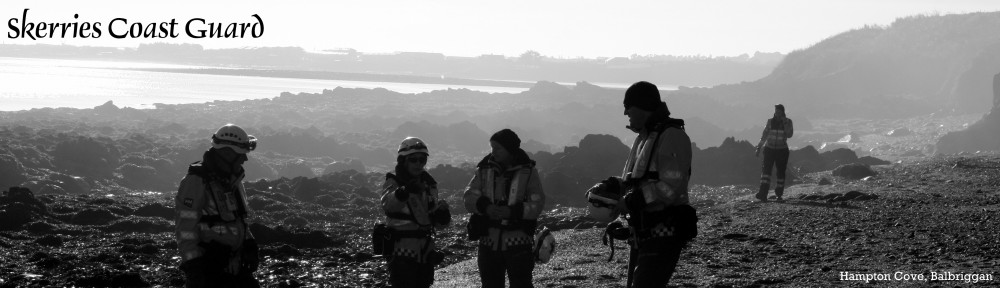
[{"x1": 936, "y1": 72, "x2": 1000, "y2": 154}]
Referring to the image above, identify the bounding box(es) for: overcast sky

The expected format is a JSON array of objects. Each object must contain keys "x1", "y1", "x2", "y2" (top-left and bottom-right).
[{"x1": 4, "y1": 0, "x2": 1000, "y2": 58}]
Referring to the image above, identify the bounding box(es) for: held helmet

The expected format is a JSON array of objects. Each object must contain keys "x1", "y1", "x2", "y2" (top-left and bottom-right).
[
  {"x1": 212, "y1": 124, "x2": 257, "y2": 154},
  {"x1": 398, "y1": 137, "x2": 429, "y2": 156},
  {"x1": 586, "y1": 177, "x2": 624, "y2": 222},
  {"x1": 533, "y1": 226, "x2": 556, "y2": 264}
]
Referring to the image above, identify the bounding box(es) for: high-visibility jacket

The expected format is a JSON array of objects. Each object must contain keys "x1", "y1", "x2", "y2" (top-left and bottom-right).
[
  {"x1": 174, "y1": 162, "x2": 253, "y2": 262},
  {"x1": 757, "y1": 117, "x2": 793, "y2": 149},
  {"x1": 622, "y1": 120, "x2": 694, "y2": 243},
  {"x1": 622, "y1": 124, "x2": 692, "y2": 209},
  {"x1": 379, "y1": 172, "x2": 446, "y2": 263},
  {"x1": 464, "y1": 154, "x2": 545, "y2": 251}
]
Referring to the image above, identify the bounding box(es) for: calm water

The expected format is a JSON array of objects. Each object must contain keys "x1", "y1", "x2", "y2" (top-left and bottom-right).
[{"x1": 0, "y1": 57, "x2": 534, "y2": 111}]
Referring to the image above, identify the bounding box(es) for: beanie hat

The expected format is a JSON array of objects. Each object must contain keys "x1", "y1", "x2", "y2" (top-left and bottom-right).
[
  {"x1": 490, "y1": 129, "x2": 521, "y2": 152},
  {"x1": 623, "y1": 81, "x2": 661, "y2": 111},
  {"x1": 775, "y1": 104, "x2": 785, "y2": 111},
  {"x1": 397, "y1": 137, "x2": 429, "y2": 156}
]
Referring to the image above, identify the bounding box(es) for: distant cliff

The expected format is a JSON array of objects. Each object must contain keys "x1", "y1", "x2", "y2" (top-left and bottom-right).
[
  {"x1": 936, "y1": 73, "x2": 1000, "y2": 154},
  {"x1": 683, "y1": 12, "x2": 1000, "y2": 125}
]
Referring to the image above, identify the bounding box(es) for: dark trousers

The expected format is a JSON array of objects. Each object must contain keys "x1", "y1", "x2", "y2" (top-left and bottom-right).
[
  {"x1": 477, "y1": 245, "x2": 535, "y2": 288},
  {"x1": 627, "y1": 237, "x2": 685, "y2": 288},
  {"x1": 389, "y1": 256, "x2": 434, "y2": 288},
  {"x1": 758, "y1": 147, "x2": 790, "y2": 198}
]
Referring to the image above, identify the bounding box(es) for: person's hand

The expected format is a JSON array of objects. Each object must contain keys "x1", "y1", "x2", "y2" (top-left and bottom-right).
[
  {"x1": 405, "y1": 179, "x2": 427, "y2": 194},
  {"x1": 241, "y1": 239, "x2": 260, "y2": 273},
  {"x1": 486, "y1": 205, "x2": 511, "y2": 220},
  {"x1": 755, "y1": 146, "x2": 762, "y2": 157},
  {"x1": 394, "y1": 187, "x2": 409, "y2": 201},
  {"x1": 486, "y1": 205, "x2": 501, "y2": 220},
  {"x1": 496, "y1": 206, "x2": 512, "y2": 218},
  {"x1": 225, "y1": 253, "x2": 241, "y2": 275}
]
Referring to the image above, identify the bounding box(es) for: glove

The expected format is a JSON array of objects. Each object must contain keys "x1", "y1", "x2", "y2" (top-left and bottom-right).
[
  {"x1": 179, "y1": 257, "x2": 209, "y2": 286},
  {"x1": 486, "y1": 205, "x2": 510, "y2": 220},
  {"x1": 197, "y1": 241, "x2": 232, "y2": 273},
  {"x1": 241, "y1": 239, "x2": 260, "y2": 273},
  {"x1": 475, "y1": 196, "x2": 491, "y2": 214},
  {"x1": 624, "y1": 191, "x2": 646, "y2": 213},
  {"x1": 405, "y1": 179, "x2": 427, "y2": 194},
  {"x1": 600, "y1": 177, "x2": 623, "y2": 196},
  {"x1": 393, "y1": 187, "x2": 409, "y2": 201},
  {"x1": 180, "y1": 256, "x2": 208, "y2": 274}
]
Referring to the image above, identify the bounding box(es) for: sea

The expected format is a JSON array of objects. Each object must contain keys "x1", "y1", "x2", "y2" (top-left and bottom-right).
[{"x1": 0, "y1": 57, "x2": 541, "y2": 112}]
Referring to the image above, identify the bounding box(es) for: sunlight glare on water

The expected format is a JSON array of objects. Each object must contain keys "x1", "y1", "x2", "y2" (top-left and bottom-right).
[{"x1": 0, "y1": 57, "x2": 529, "y2": 111}]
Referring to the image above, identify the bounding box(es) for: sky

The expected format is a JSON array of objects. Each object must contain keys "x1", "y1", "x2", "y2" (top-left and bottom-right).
[{"x1": 3, "y1": 0, "x2": 1000, "y2": 58}]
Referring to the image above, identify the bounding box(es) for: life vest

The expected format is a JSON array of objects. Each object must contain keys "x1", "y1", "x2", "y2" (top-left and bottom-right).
[
  {"x1": 476, "y1": 161, "x2": 540, "y2": 251},
  {"x1": 383, "y1": 172, "x2": 438, "y2": 228},
  {"x1": 188, "y1": 162, "x2": 249, "y2": 224}
]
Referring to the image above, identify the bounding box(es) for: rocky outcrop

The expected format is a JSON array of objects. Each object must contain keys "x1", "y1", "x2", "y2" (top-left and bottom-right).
[
  {"x1": 532, "y1": 134, "x2": 630, "y2": 207},
  {"x1": 937, "y1": 72, "x2": 1000, "y2": 154},
  {"x1": 0, "y1": 154, "x2": 27, "y2": 189},
  {"x1": 0, "y1": 187, "x2": 49, "y2": 230},
  {"x1": 832, "y1": 163, "x2": 877, "y2": 180}
]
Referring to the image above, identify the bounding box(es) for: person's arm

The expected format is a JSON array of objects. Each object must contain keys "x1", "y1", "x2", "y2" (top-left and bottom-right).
[
  {"x1": 463, "y1": 169, "x2": 490, "y2": 215},
  {"x1": 785, "y1": 118, "x2": 794, "y2": 138},
  {"x1": 756, "y1": 120, "x2": 771, "y2": 149},
  {"x1": 380, "y1": 176, "x2": 408, "y2": 214},
  {"x1": 237, "y1": 182, "x2": 254, "y2": 240},
  {"x1": 510, "y1": 167, "x2": 545, "y2": 220},
  {"x1": 175, "y1": 175, "x2": 207, "y2": 262}
]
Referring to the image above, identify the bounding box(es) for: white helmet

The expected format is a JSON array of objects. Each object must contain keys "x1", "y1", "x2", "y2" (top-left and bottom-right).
[
  {"x1": 586, "y1": 179, "x2": 623, "y2": 222},
  {"x1": 397, "y1": 137, "x2": 429, "y2": 156},
  {"x1": 533, "y1": 226, "x2": 556, "y2": 264},
  {"x1": 212, "y1": 124, "x2": 257, "y2": 154}
]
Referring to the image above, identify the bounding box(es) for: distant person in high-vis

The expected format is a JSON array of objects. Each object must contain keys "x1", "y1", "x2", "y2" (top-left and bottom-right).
[
  {"x1": 380, "y1": 137, "x2": 452, "y2": 288},
  {"x1": 755, "y1": 104, "x2": 793, "y2": 202},
  {"x1": 175, "y1": 124, "x2": 260, "y2": 288},
  {"x1": 464, "y1": 129, "x2": 545, "y2": 288}
]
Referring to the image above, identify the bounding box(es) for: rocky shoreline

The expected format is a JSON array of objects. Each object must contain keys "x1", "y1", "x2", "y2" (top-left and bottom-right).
[{"x1": 2, "y1": 154, "x2": 998, "y2": 287}]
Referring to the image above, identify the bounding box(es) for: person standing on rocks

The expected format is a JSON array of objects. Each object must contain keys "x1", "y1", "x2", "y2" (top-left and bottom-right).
[
  {"x1": 174, "y1": 124, "x2": 260, "y2": 288},
  {"x1": 755, "y1": 104, "x2": 794, "y2": 202},
  {"x1": 592, "y1": 81, "x2": 696, "y2": 287},
  {"x1": 464, "y1": 129, "x2": 546, "y2": 288},
  {"x1": 380, "y1": 137, "x2": 452, "y2": 288}
]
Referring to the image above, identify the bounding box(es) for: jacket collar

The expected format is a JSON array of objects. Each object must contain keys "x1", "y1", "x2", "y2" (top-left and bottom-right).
[{"x1": 477, "y1": 149, "x2": 535, "y2": 171}]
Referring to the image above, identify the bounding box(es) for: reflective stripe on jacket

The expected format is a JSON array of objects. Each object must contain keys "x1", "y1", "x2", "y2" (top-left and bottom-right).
[
  {"x1": 463, "y1": 159, "x2": 545, "y2": 251},
  {"x1": 380, "y1": 174, "x2": 443, "y2": 263},
  {"x1": 758, "y1": 118, "x2": 793, "y2": 149},
  {"x1": 174, "y1": 172, "x2": 252, "y2": 262},
  {"x1": 622, "y1": 126, "x2": 692, "y2": 208}
]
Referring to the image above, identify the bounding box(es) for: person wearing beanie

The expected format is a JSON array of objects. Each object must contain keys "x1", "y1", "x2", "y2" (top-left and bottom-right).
[
  {"x1": 755, "y1": 104, "x2": 794, "y2": 202},
  {"x1": 380, "y1": 137, "x2": 451, "y2": 288},
  {"x1": 597, "y1": 81, "x2": 696, "y2": 287},
  {"x1": 464, "y1": 129, "x2": 546, "y2": 288}
]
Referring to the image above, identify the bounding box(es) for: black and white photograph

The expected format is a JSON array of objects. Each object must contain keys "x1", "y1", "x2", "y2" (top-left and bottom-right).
[{"x1": 1, "y1": 0, "x2": 999, "y2": 287}]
